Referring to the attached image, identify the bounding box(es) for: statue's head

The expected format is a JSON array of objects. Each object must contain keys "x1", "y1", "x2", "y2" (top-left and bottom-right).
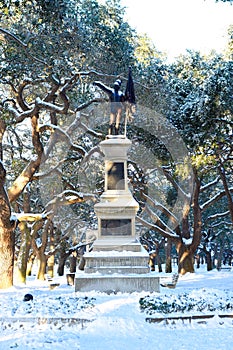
[{"x1": 113, "y1": 79, "x2": 122, "y2": 90}]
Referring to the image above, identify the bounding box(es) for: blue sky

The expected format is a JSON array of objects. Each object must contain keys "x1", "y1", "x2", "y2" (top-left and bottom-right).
[{"x1": 121, "y1": 0, "x2": 233, "y2": 60}]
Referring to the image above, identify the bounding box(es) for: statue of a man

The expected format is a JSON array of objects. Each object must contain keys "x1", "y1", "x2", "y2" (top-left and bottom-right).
[{"x1": 93, "y1": 79, "x2": 125, "y2": 135}]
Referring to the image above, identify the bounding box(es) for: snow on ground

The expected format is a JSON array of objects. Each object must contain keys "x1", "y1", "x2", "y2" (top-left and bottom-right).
[{"x1": 0, "y1": 267, "x2": 233, "y2": 350}]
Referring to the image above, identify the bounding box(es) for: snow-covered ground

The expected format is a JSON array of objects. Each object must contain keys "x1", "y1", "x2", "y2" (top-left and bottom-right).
[{"x1": 0, "y1": 267, "x2": 233, "y2": 350}]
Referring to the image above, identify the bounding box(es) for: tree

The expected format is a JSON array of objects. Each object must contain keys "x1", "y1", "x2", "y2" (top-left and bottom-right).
[
  {"x1": 1, "y1": 1, "x2": 232, "y2": 285},
  {"x1": 0, "y1": 161, "x2": 15, "y2": 288},
  {"x1": 0, "y1": 0, "x2": 138, "y2": 287},
  {"x1": 166, "y1": 52, "x2": 232, "y2": 272},
  {"x1": 133, "y1": 49, "x2": 232, "y2": 274}
]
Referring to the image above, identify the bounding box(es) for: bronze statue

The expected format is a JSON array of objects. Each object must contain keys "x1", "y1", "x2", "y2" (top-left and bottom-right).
[
  {"x1": 93, "y1": 68, "x2": 136, "y2": 136},
  {"x1": 93, "y1": 79, "x2": 125, "y2": 135}
]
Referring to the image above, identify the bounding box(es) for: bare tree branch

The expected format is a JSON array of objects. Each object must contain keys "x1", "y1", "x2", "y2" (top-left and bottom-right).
[
  {"x1": 136, "y1": 215, "x2": 180, "y2": 241},
  {"x1": 201, "y1": 188, "x2": 233, "y2": 211}
]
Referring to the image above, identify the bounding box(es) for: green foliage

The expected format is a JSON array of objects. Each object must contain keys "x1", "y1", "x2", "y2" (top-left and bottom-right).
[
  {"x1": 0, "y1": 0, "x2": 135, "y2": 82},
  {"x1": 167, "y1": 52, "x2": 233, "y2": 151},
  {"x1": 3, "y1": 295, "x2": 96, "y2": 316},
  {"x1": 1, "y1": 0, "x2": 233, "y2": 272},
  {"x1": 139, "y1": 289, "x2": 233, "y2": 315}
]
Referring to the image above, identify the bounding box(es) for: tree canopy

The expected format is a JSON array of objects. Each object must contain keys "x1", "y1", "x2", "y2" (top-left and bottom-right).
[{"x1": 0, "y1": 0, "x2": 232, "y2": 287}]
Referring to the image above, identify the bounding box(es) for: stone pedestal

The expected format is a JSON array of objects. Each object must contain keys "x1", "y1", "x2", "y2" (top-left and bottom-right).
[
  {"x1": 75, "y1": 136, "x2": 160, "y2": 293},
  {"x1": 94, "y1": 137, "x2": 139, "y2": 241}
]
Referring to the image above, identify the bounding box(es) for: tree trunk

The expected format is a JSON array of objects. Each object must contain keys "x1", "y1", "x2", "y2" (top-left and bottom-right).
[
  {"x1": 26, "y1": 253, "x2": 36, "y2": 276},
  {"x1": 196, "y1": 254, "x2": 200, "y2": 268},
  {"x1": 15, "y1": 222, "x2": 31, "y2": 284},
  {"x1": 156, "y1": 255, "x2": 163, "y2": 273},
  {"x1": 0, "y1": 227, "x2": 15, "y2": 288},
  {"x1": 15, "y1": 186, "x2": 32, "y2": 283},
  {"x1": 47, "y1": 223, "x2": 55, "y2": 278},
  {"x1": 148, "y1": 251, "x2": 156, "y2": 271},
  {"x1": 47, "y1": 255, "x2": 54, "y2": 278},
  {"x1": 0, "y1": 120, "x2": 6, "y2": 163},
  {"x1": 176, "y1": 171, "x2": 202, "y2": 275},
  {"x1": 70, "y1": 252, "x2": 77, "y2": 273},
  {"x1": 177, "y1": 242, "x2": 195, "y2": 275},
  {"x1": 57, "y1": 254, "x2": 68, "y2": 276},
  {"x1": 218, "y1": 163, "x2": 233, "y2": 223},
  {"x1": 57, "y1": 241, "x2": 70, "y2": 276},
  {"x1": 165, "y1": 239, "x2": 172, "y2": 273},
  {"x1": 182, "y1": 202, "x2": 191, "y2": 239},
  {"x1": 0, "y1": 162, "x2": 15, "y2": 289},
  {"x1": 57, "y1": 259, "x2": 65, "y2": 276},
  {"x1": 155, "y1": 243, "x2": 163, "y2": 272},
  {"x1": 31, "y1": 219, "x2": 51, "y2": 281},
  {"x1": 36, "y1": 252, "x2": 47, "y2": 280},
  {"x1": 205, "y1": 250, "x2": 213, "y2": 271},
  {"x1": 216, "y1": 245, "x2": 224, "y2": 270}
]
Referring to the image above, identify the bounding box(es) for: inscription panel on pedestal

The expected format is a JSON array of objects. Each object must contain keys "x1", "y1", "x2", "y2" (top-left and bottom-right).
[
  {"x1": 107, "y1": 162, "x2": 124, "y2": 190},
  {"x1": 101, "y1": 219, "x2": 131, "y2": 236}
]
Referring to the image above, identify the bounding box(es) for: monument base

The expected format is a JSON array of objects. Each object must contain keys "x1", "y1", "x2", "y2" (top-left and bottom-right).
[
  {"x1": 74, "y1": 238, "x2": 160, "y2": 293},
  {"x1": 74, "y1": 135, "x2": 160, "y2": 293},
  {"x1": 92, "y1": 237, "x2": 142, "y2": 252},
  {"x1": 75, "y1": 274, "x2": 160, "y2": 293},
  {"x1": 83, "y1": 250, "x2": 150, "y2": 275}
]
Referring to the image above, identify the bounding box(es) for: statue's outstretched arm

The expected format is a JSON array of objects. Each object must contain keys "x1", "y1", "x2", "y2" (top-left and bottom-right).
[{"x1": 93, "y1": 81, "x2": 112, "y2": 95}]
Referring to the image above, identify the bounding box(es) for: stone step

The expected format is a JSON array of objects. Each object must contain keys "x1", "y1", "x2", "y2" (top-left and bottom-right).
[
  {"x1": 75, "y1": 274, "x2": 160, "y2": 293},
  {"x1": 92, "y1": 242, "x2": 142, "y2": 252},
  {"x1": 84, "y1": 256, "x2": 149, "y2": 268},
  {"x1": 84, "y1": 266, "x2": 150, "y2": 274}
]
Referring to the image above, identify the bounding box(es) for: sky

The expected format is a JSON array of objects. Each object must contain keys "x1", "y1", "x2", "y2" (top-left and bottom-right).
[{"x1": 121, "y1": 0, "x2": 233, "y2": 60}]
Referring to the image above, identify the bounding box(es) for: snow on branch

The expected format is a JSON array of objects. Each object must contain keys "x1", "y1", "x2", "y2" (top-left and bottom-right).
[
  {"x1": 64, "y1": 237, "x2": 96, "y2": 256},
  {"x1": 145, "y1": 205, "x2": 179, "y2": 236},
  {"x1": 35, "y1": 97, "x2": 68, "y2": 114},
  {"x1": 206, "y1": 210, "x2": 230, "y2": 221},
  {"x1": 79, "y1": 118, "x2": 103, "y2": 138},
  {"x1": 39, "y1": 123, "x2": 86, "y2": 156},
  {"x1": 80, "y1": 145, "x2": 103, "y2": 165},
  {"x1": 44, "y1": 190, "x2": 97, "y2": 216},
  {"x1": 136, "y1": 215, "x2": 180, "y2": 241},
  {"x1": 160, "y1": 166, "x2": 191, "y2": 200},
  {"x1": 0, "y1": 27, "x2": 46, "y2": 65},
  {"x1": 7, "y1": 104, "x2": 37, "y2": 122},
  {"x1": 200, "y1": 176, "x2": 220, "y2": 192},
  {"x1": 13, "y1": 213, "x2": 47, "y2": 222},
  {"x1": 12, "y1": 191, "x2": 96, "y2": 224},
  {"x1": 201, "y1": 187, "x2": 233, "y2": 211},
  {"x1": 73, "y1": 69, "x2": 149, "y2": 90},
  {"x1": 0, "y1": 27, "x2": 27, "y2": 48},
  {"x1": 143, "y1": 193, "x2": 179, "y2": 227},
  {"x1": 75, "y1": 97, "x2": 106, "y2": 112},
  {"x1": 32, "y1": 160, "x2": 65, "y2": 180}
]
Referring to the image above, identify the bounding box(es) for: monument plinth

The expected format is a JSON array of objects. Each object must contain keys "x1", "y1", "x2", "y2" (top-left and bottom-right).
[
  {"x1": 94, "y1": 137, "x2": 139, "y2": 243},
  {"x1": 75, "y1": 136, "x2": 160, "y2": 293}
]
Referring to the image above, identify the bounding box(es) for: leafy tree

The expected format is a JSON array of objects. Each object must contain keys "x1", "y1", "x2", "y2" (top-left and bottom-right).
[
  {"x1": 1, "y1": 0, "x2": 233, "y2": 286},
  {"x1": 0, "y1": 0, "x2": 137, "y2": 287},
  {"x1": 134, "y1": 49, "x2": 232, "y2": 274},
  {"x1": 166, "y1": 52, "x2": 232, "y2": 272}
]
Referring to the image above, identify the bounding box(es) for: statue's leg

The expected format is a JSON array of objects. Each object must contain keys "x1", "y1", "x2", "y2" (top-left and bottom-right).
[
  {"x1": 109, "y1": 113, "x2": 116, "y2": 135},
  {"x1": 115, "y1": 110, "x2": 122, "y2": 135},
  {"x1": 108, "y1": 123, "x2": 115, "y2": 135}
]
